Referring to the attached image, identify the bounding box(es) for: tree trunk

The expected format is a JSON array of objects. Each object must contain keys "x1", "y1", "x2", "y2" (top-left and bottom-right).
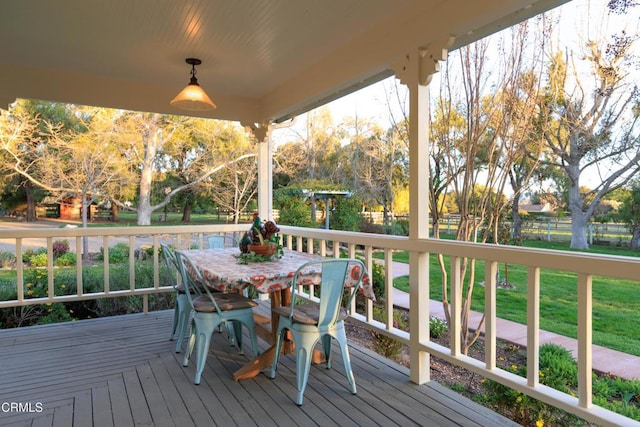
[
  {"x1": 511, "y1": 197, "x2": 522, "y2": 245},
  {"x1": 631, "y1": 224, "x2": 640, "y2": 250},
  {"x1": 111, "y1": 202, "x2": 119, "y2": 222},
  {"x1": 25, "y1": 181, "x2": 37, "y2": 222},
  {"x1": 310, "y1": 195, "x2": 317, "y2": 223},
  {"x1": 181, "y1": 196, "x2": 193, "y2": 223},
  {"x1": 81, "y1": 193, "x2": 90, "y2": 261},
  {"x1": 570, "y1": 210, "x2": 589, "y2": 249}
]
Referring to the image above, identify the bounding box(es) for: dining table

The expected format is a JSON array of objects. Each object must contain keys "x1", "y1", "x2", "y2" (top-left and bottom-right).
[{"x1": 178, "y1": 247, "x2": 375, "y2": 380}]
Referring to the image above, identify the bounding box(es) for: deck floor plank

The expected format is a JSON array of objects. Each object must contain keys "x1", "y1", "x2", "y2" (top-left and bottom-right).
[
  {"x1": 0, "y1": 309, "x2": 519, "y2": 427},
  {"x1": 72, "y1": 390, "x2": 94, "y2": 427},
  {"x1": 107, "y1": 375, "x2": 135, "y2": 427}
]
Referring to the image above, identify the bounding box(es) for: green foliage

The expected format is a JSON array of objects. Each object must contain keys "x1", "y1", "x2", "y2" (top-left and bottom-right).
[
  {"x1": 98, "y1": 242, "x2": 130, "y2": 264},
  {"x1": 429, "y1": 316, "x2": 448, "y2": 338},
  {"x1": 482, "y1": 344, "x2": 586, "y2": 426},
  {"x1": 0, "y1": 261, "x2": 166, "y2": 328},
  {"x1": 29, "y1": 253, "x2": 48, "y2": 267},
  {"x1": 371, "y1": 306, "x2": 405, "y2": 358},
  {"x1": 330, "y1": 195, "x2": 361, "y2": 231},
  {"x1": 480, "y1": 343, "x2": 640, "y2": 424},
  {"x1": 386, "y1": 219, "x2": 409, "y2": 236},
  {"x1": 592, "y1": 375, "x2": 640, "y2": 419},
  {"x1": 273, "y1": 188, "x2": 312, "y2": 226},
  {"x1": 38, "y1": 303, "x2": 73, "y2": 324},
  {"x1": 55, "y1": 252, "x2": 76, "y2": 267},
  {"x1": 0, "y1": 250, "x2": 16, "y2": 268},
  {"x1": 359, "y1": 218, "x2": 385, "y2": 234},
  {"x1": 23, "y1": 247, "x2": 46, "y2": 264}
]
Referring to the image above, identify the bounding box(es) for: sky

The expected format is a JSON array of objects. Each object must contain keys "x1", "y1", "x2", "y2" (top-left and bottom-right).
[
  {"x1": 271, "y1": 0, "x2": 640, "y2": 191},
  {"x1": 274, "y1": 0, "x2": 639, "y2": 136}
]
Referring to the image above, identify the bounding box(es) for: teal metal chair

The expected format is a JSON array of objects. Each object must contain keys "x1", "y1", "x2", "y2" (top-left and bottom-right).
[
  {"x1": 163, "y1": 244, "x2": 192, "y2": 353},
  {"x1": 268, "y1": 258, "x2": 366, "y2": 405},
  {"x1": 207, "y1": 234, "x2": 237, "y2": 249},
  {"x1": 164, "y1": 243, "x2": 239, "y2": 353},
  {"x1": 175, "y1": 250, "x2": 259, "y2": 385}
]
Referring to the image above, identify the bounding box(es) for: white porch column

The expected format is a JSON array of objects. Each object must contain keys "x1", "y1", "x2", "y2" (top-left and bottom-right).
[
  {"x1": 393, "y1": 39, "x2": 452, "y2": 385},
  {"x1": 244, "y1": 123, "x2": 273, "y2": 220}
]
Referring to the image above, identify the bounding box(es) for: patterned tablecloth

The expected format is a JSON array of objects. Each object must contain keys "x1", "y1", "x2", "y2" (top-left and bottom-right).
[{"x1": 179, "y1": 248, "x2": 375, "y2": 301}]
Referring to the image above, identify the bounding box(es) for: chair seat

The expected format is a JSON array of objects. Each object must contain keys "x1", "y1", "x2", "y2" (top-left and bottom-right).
[
  {"x1": 193, "y1": 293, "x2": 258, "y2": 312},
  {"x1": 175, "y1": 282, "x2": 214, "y2": 295},
  {"x1": 272, "y1": 303, "x2": 347, "y2": 325}
]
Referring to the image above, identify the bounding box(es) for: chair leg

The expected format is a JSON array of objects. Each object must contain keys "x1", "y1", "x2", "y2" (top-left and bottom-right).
[
  {"x1": 268, "y1": 328, "x2": 285, "y2": 379},
  {"x1": 193, "y1": 319, "x2": 219, "y2": 385},
  {"x1": 321, "y1": 334, "x2": 332, "y2": 369},
  {"x1": 175, "y1": 303, "x2": 191, "y2": 353},
  {"x1": 183, "y1": 320, "x2": 196, "y2": 367},
  {"x1": 170, "y1": 304, "x2": 179, "y2": 340},
  {"x1": 336, "y1": 328, "x2": 357, "y2": 394},
  {"x1": 295, "y1": 343, "x2": 314, "y2": 406},
  {"x1": 231, "y1": 321, "x2": 242, "y2": 353}
]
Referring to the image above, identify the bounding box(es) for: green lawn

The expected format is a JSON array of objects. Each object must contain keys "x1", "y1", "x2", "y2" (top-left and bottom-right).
[
  {"x1": 387, "y1": 240, "x2": 640, "y2": 356},
  {"x1": 88, "y1": 211, "x2": 245, "y2": 227}
]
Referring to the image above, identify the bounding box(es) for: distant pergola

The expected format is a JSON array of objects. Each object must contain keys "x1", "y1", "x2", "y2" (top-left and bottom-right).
[{"x1": 302, "y1": 190, "x2": 352, "y2": 229}]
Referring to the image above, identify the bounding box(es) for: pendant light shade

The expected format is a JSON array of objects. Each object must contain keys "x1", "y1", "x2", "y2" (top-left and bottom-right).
[{"x1": 170, "y1": 58, "x2": 217, "y2": 111}]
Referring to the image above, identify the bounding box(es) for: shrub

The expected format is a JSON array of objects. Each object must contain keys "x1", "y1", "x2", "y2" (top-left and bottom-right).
[
  {"x1": 98, "y1": 243, "x2": 130, "y2": 264},
  {"x1": 386, "y1": 219, "x2": 409, "y2": 236},
  {"x1": 29, "y1": 253, "x2": 48, "y2": 267},
  {"x1": 429, "y1": 316, "x2": 448, "y2": 338},
  {"x1": 0, "y1": 250, "x2": 16, "y2": 268},
  {"x1": 23, "y1": 247, "x2": 47, "y2": 264},
  {"x1": 359, "y1": 219, "x2": 386, "y2": 234},
  {"x1": 482, "y1": 343, "x2": 586, "y2": 426},
  {"x1": 55, "y1": 252, "x2": 77, "y2": 267},
  {"x1": 52, "y1": 240, "x2": 70, "y2": 258},
  {"x1": 331, "y1": 195, "x2": 362, "y2": 232},
  {"x1": 371, "y1": 306, "x2": 406, "y2": 358}
]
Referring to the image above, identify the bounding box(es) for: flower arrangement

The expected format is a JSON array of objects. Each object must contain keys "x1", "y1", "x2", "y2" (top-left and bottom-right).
[{"x1": 238, "y1": 213, "x2": 283, "y2": 260}]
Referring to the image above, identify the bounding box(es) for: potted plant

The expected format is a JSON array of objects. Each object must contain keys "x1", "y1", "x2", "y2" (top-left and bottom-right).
[{"x1": 239, "y1": 213, "x2": 282, "y2": 258}]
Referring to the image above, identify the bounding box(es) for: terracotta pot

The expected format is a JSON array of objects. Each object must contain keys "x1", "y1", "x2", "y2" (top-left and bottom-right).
[{"x1": 247, "y1": 243, "x2": 277, "y2": 256}]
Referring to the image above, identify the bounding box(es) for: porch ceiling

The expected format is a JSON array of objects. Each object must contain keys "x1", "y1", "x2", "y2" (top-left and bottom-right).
[{"x1": 0, "y1": 0, "x2": 569, "y2": 124}]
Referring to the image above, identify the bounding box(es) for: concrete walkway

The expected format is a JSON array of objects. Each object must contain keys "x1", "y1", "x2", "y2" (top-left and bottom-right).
[{"x1": 388, "y1": 262, "x2": 640, "y2": 381}]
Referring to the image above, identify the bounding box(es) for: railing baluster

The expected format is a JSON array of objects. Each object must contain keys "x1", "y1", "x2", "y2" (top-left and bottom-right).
[
  {"x1": 364, "y1": 245, "x2": 373, "y2": 323},
  {"x1": 578, "y1": 272, "x2": 593, "y2": 409},
  {"x1": 75, "y1": 236, "x2": 83, "y2": 297},
  {"x1": 153, "y1": 235, "x2": 160, "y2": 289},
  {"x1": 527, "y1": 266, "x2": 540, "y2": 387},
  {"x1": 129, "y1": 235, "x2": 135, "y2": 291},
  {"x1": 484, "y1": 260, "x2": 497, "y2": 369},
  {"x1": 385, "y1": 248, "x2": 394, "y2": 330},
  {"x1": 450, "y1": 255, "x2": 462, "y2": 357},
  {"x1": 103, "y1": 236, "x2": 110, "y2": 294},
  {"x1": 47, "y1": 237, "x2": 54, "y2": 300},
  {"x1": 16, "y1": 238, "x2": 24, "y2": 302}
]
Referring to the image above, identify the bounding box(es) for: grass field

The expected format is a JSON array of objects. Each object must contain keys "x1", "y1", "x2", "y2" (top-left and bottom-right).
[{"x1": 388, "y1": 239, "x2": 640, "y2": 356}]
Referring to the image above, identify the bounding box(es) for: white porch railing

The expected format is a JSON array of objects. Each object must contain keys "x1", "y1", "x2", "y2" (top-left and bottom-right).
[{"x1": 0, "y1": 223, "x2": 638, "y2": 427}]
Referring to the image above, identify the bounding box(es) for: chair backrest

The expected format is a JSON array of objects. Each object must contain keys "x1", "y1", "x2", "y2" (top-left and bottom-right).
[
  {"x1": 160, "y1": 243, "x2": 179, "y2": 289},
  {"x1": 207, "y1": 234, "x2": 237, "y2": 249},
  {"x1": 175, "y1": 250, "x2": 222, "y2": 312},
  {"x1": 291, "y1": 258, "x2": 366, "y2": 329}
]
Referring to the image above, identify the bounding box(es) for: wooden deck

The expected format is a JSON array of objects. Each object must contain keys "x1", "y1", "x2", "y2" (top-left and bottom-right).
[{"x1": 0, "y1": 308, "x2": 518, "y2": 427}]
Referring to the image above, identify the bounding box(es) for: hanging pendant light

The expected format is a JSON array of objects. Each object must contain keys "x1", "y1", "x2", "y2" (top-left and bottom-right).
[{"x1": 170, "y1": 58, "x2": 217, "y2": 111}]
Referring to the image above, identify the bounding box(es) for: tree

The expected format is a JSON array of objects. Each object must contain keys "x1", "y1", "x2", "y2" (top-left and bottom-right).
[
  {"x1": 109, "y1": 112, "x2": 256, "y2": 225},
  {"x1": 345, "y1": 116, "x2": 402, "y2": 225},
  {"x1": 0, "y1": 100, "x2": 86, "y2": 221},
  {"x1": 619, "y1": 180, "x2": 640, "y2": 249},
  {"x1": 537, "y1": 23, "x2": 640, "y2": 249},
  {"x1": 433, "y1": 22, "x2": 548, "y2": 354},
  {"x1": 1, "y1": 103, "x2": 134, "y2": 258}
]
